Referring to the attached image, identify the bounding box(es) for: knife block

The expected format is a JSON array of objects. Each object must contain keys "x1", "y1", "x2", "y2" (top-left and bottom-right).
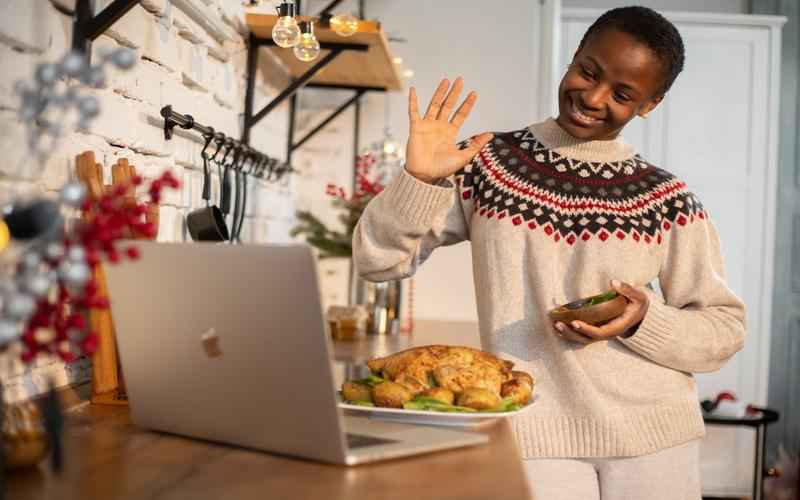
[{"x1": 76, "y1": 153, "x2": 159, "y2": 406}]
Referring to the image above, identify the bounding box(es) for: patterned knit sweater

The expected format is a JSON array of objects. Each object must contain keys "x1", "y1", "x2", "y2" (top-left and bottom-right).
[{"x1": 352, "y1": 118, "x2": 746, "y2": 459}]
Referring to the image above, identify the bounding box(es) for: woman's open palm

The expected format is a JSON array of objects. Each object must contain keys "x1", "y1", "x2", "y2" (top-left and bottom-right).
[{"x1": 406, "y1": 77, "x2": 493, "y2": 183}]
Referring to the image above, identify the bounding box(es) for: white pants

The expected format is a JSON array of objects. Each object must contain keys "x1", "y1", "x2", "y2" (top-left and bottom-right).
[{"x1": 524, "y1": 440, "x2": 701, "y2": 500}]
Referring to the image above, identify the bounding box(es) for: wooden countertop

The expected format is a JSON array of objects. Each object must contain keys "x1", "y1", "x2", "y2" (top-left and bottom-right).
[{"x1": 7, "y1": 321, "x2": 532, "y2": 500}]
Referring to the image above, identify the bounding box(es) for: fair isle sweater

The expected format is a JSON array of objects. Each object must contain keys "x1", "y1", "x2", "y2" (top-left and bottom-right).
[{"x1": 352, "y1": 118, "x2": 746, "y2": 459}]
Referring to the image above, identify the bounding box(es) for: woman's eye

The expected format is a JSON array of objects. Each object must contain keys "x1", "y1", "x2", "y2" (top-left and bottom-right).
[
  {"x1": 614, "y1": 92, "x2": 631, "y2": 103},
  {"x1": 580, "y1": 67, "x2": 594, "y2": 79}
]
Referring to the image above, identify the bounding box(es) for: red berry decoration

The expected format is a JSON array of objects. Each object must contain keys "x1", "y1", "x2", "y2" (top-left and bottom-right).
[{"x1": 18, "y1": 171, "x2": 179, "y2": 364}]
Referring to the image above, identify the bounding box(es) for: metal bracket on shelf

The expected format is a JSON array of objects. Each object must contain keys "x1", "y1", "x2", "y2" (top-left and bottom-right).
[
  {"x1": 72, "y1": 0, "x2": 141, "y2": 57},
  {"x1": 242, "y1": 35, "x2": 370, "y2": 144},
  {"x1": 242, "y1": 0, "x2": 377, "y2": 164},
  {"x1": 291, "y1": 88, "x2": 367, "y2": 153}
]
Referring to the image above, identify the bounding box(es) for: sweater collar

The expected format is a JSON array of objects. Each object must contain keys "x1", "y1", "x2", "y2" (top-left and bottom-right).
[{"x1": 528, "y1": 118, "x2": 635, "y2": 164}]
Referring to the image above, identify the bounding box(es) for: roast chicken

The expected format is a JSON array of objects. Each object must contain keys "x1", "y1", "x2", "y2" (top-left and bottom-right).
[{"x1": 366, "y1": 345, "x2": 534, "y2": 403}]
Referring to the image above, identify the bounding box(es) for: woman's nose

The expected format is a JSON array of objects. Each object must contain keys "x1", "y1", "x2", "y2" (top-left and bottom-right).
[{"x1": 580, "y1": 86, "x2": 605, "y2": 111}]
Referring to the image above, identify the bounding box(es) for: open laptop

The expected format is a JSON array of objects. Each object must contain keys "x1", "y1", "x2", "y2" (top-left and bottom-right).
[{"x1": 103, "y1": 241, "x2": 487, "y2": 465}]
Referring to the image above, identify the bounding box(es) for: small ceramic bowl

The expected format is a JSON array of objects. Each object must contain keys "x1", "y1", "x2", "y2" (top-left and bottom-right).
[{"x1": 548, "y1": 291, "x2": 628, "y2": 326}]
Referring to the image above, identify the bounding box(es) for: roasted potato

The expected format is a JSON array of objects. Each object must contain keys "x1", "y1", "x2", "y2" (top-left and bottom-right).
[
  {"x1": 511, "y1": 370, "x2": 534, "y2": 388},
  {"x1": 420, "y1": 387, "x2": 455, "y2": 405},
  {"x1": 372, "y1": 381, "x2": 412, "y2": 408},
  {"x1": 456, "y1": 387, "x2": 501, "y2": 410},
  {"x1": 501, "y1": 378, "x2": 533, "y2": 406},
  {"x1": 341, "y1": 381, "x2": 372, "y2": 403}
]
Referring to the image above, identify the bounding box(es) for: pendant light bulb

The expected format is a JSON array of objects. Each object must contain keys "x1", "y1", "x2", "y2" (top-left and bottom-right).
[
  {"x1": 293, "y1": 21, "x2": 321, "y2": 62},
  {"x1": 330, "y1": 12, "x2": 359, "y2": 37},
  {"x1": 272, "y1": 2, "x2": 301, "y2": 48}
]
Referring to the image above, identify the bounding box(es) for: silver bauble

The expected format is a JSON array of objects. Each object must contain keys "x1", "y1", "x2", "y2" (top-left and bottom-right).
[
  {"x1": 85, "y1": 66, "x2": 106, "y2": 88},
  {"x1": 35, "y1": 63, "x2": 60, "y2": 87},
  {"x1": 0, "y1": 319, "x2": 21, "y2": 347},
  {"x1": 60, "y1": 51, "x2": 87, "y2": 78},
  {"x1": 59, "y1": 260, "x2": 90, "y2": 288},
  {"x1": 5, "y1": 292, "x2": 36, "y2": 320},
  {"x1": 78, "y1": 95, "x2": 99, "y2": 117},
  {"x1": 14, "y1": 80, "x2": 32, "y2": 95},
  {"x1": 60, "y1": 182, "x2": 87, "y2": 208},
  {"x1": 110, "y1": 48, "x2": 136, "y2": 69},
  {"x1": 23, "y1": 272, "x2": 52, "y2": 298},
  {"x1": 20, "y1": 97, "x2": 38, "y2": 121},
  {"x1": 0, "y1": 280, "x2": 16, "y2": 297},
  {"x1": 67, "y1": 245, "x2": 86, "y2": 263},
  {"x1": 44, "y1": 242, "x2": 65, "y2": 261},
  {"x1": 22, "y1": 251, "x2": 42, "y2": 271},
  {"x1": 42, "y1": 122, "x2": 64, "y2": 137}
]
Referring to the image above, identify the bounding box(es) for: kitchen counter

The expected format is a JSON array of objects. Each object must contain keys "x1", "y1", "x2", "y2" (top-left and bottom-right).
[{"x1": 7, "y1": 320, "x2": 532, "y2": 500}]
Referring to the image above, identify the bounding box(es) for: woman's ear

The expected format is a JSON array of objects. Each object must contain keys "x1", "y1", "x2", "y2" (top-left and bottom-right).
[{"x1": 638, "y1": 95, "x2": 663, "y2": 119}]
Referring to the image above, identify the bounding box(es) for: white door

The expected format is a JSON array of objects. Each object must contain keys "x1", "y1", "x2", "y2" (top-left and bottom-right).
[{"x1": 559, "y1": 9, "x2": 784, "y2": 496}]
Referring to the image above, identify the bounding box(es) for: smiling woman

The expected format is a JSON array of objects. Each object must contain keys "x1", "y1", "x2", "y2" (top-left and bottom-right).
[
  {"x1": 556, "y1": 9, "x2": 684, "y2": 140},
  {"x1": 353, "y1": 5, "x2": 747, "y2": 500}
]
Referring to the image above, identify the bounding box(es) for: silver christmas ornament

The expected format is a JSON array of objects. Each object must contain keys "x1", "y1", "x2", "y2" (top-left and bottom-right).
[
  {"x1": 110, "y1": 48, "x2": 136, "y2": 69},
  {"x1": 48, "y1": 122, "x2": 64, "y2": 138},
  {"x1": 60, "y1": 182, "x2": 87, "y2": 208},
  {"x1": 14, "y1": 80, "x2": 32, "y2": 95},
  {"x1": 0, "y1": 278, "x2": 17, "y2": 296},
  {"x1": 67, "y1": 245, "x2": 86, "y2": 263},
  {"x1": 44, "y1": 242, "x2": 65, "y2": 261},
  {"x1": 23, "y1": 272, "x2": 52, "y2": 298},
  {"x1": 35, "y1": 63, "x2": 60, "y2": 87},
  {"x1": 22, "y1": 251, "x2": 42, "y2": 271},
  {"x1": 58, "y1": 260, "x2": 90, "y2": 288},
  {"x1": 20, "y1": 97, "x2": 38, "y2": 121},
  {"x1": 60, "y1": 51, "x2": 87, "y2": 78},
  {"x1": 78, "y1": 95, "x2": 100, "y2": 118},
  {"x1": 0, "y1": 319, "x2": 21, "y2": 347},
  {"x1": 85, "y1": 66, "x2": 106, "y2": 88},
  {"x1": 5, "y1": 292, "x2": 36, "y2": 321}
]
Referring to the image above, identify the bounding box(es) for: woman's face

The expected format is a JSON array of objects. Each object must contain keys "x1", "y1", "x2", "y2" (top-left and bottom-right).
[{"x1": 556, "y1": 28, "x2": 666, "y2": 141}]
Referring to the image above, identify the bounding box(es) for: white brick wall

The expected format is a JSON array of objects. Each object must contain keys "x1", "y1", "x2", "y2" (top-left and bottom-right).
[{"x1": 0, "y1": 0, "x2": 357, "y2": 403}]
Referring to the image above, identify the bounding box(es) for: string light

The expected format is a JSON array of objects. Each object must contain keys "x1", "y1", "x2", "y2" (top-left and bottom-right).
[
  {"x1": 293, "y1": 21, "x2": 321, "y2": 62},
  {"x1": 272, "y1": 1, "x2": 301, "y2": 48},
  {"x1": 330, "y1": 12, "x2": 359, "y2": 37}
]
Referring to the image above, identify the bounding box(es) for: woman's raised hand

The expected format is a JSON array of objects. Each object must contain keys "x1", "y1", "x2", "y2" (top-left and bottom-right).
[{"x1": 405, "y1": 77, "x2": 494, "y2": 184}]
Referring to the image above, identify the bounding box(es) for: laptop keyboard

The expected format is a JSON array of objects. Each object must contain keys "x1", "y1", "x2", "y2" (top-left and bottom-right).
[{"x1": 345, "y1": 433, "x2": 398, "y2": 449}]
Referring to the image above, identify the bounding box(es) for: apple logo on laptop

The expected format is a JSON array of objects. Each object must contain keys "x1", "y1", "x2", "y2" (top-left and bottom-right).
[{"x1": 201, "y1": 328, "x2": 223, "y2": 358}]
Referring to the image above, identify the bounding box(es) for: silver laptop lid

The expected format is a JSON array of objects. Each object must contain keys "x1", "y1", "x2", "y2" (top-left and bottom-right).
[{"x1": 104, "y1": 241, "x2": 348, "y2": 463}]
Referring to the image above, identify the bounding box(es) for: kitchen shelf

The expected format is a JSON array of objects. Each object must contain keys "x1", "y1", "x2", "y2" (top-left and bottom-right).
[{"x1": 245, "y1": 13, "x2": 404, "y2": 91}]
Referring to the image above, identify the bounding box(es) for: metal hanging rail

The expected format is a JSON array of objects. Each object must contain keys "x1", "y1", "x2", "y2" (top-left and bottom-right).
[{"x1": 160, "y1": 105, "x2": 293, "y2": 182}]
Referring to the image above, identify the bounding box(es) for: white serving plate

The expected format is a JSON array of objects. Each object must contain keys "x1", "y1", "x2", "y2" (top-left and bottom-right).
[{"x1": 338, "y1": 395, "x2": 538, "y2": 428}]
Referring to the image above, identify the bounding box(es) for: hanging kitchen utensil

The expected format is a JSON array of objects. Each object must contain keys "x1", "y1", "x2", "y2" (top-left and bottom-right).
[
  {"x1": 186, "y1": 132, "x2": 229, "y2": 242},
  {"x1": 229, "y1": 145, "x2": 245, "y2": 244},
  {"x1": 219, "y1": 138, "x2": 234, "y2": 233},
  {"x1": 3, "y1": 199, "x2": 63, "y2": 241},
  {"x1": 234, "y1": 151, "x2": 254, "y2": 243}
]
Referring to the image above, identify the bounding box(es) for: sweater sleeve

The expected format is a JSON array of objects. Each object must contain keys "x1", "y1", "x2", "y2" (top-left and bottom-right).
[
  {"x1": 352, "y1": 155, "x2": 480, "y2": 282},
  {"x1": 619, "y1": 207, "x2": 746, "y2": 373}
]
